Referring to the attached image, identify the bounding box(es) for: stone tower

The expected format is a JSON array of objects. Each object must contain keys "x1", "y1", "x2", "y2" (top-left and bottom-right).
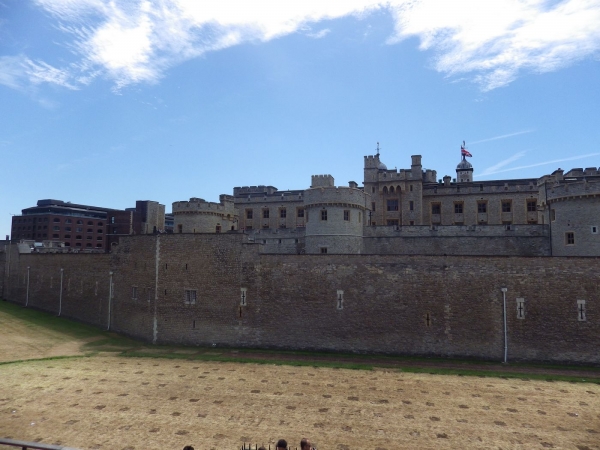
[
  {"x1": 304, "y1": 175, "x2": 367, "y2": 254},
  {"x1": 456, "y1": 155, "x2": 473, "y2": 183}
]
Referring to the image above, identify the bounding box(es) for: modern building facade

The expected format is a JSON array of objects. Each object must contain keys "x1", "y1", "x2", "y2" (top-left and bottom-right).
[{"x1": 11, "y1": 199, "x2": 166, "y2": 252}]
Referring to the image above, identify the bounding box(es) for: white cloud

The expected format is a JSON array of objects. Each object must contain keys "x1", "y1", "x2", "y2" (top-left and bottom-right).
[
  {"x1": 307, "y1": 29, "x2": 331, "y2": 39},
  {"x1": 0, "y1": 54, "x2": 76, "y2": 91},
  {"x1": 15, "y1": 0, "x2": 600, "y2": 91},
  {"x1": 387, "y1": 0, "x2": 600, "y2": 90}
]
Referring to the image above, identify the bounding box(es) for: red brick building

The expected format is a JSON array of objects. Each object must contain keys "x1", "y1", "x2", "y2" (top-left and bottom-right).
[{"x1": 10, "y1": 199, "x2": 165, "y2": 252}]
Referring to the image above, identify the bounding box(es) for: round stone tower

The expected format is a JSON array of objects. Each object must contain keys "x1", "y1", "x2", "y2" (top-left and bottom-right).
[
  {"x1": 172, "y1": 195, "x2": 237, "y2": 234},
  {"x1": 304, "y1": 175, "x2": 367, "y2": 254},
  {"x1": 541, "y1": 167, "x2": 600, "y2": 256}
]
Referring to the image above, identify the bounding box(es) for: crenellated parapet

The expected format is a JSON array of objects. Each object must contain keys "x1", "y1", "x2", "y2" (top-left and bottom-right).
[
  {"x1": 310, "y1": 174, "x2": 335, "y2": 188},
  {"x1": 304, "y1": 184, "x2": 367, "y2": 210},
  {"x1": 172, "y1": 196, "x2": 237, "y2": 233}
]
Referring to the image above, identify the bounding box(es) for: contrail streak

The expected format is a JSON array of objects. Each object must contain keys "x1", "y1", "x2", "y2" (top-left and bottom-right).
[
  {"x1": 478, "y1": 153, "x2": 600, "y2": 177},
  {"x1": 470, "y1": 130, "x2": 534, "y2": 145}
]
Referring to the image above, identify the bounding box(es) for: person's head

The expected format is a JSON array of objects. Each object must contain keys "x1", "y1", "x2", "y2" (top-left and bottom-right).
[
  {"x1": 182, "y1": 446, "x2": 194, "y2": 450},
  {"x1": 276, "y1": 439, "x2": 288, "y2": 449},
  {"x1": 300, "y1": 438, "x2": 312, "y2": 450},
  {"x1": 258, "y1": 447, "x2": 266, "y2": 450}
]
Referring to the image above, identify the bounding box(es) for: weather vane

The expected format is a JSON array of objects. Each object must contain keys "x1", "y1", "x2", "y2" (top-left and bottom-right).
[{"x1": 376, "y1": 142, "x2": 380, "y2": 156}]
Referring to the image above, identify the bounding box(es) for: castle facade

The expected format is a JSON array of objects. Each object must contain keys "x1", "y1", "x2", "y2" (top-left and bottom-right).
[{"x1": 173, "y1": 151, "x2": 600, "y2": 257}]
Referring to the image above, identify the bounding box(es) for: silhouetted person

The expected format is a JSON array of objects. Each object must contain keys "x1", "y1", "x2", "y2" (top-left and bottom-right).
[
  {"x1": 276, "y1": 439, "x2": 288, "y2": 450},
  {"x1": 300, "y1": 438, "x2": 312, "y2": 450}
]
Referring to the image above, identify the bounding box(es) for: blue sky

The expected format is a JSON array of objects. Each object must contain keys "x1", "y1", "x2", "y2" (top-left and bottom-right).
[{"x1": 1, "y1": 0, "x2": 599, "y2": 238}]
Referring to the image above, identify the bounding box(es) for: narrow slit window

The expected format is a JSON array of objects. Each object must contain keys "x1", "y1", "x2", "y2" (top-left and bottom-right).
[
  {"x1": 577, "y1": 300, "x2": 586, "y2": 321},
  {"x1": 516, "y1": 298, "x2": 525, "y2": 319},
  {"x1": 336, "y1": 290, "x2": 344, "y2": 310}
]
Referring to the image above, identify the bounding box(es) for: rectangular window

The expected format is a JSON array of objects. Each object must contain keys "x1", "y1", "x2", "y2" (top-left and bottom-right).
[
  {"x1": 409, "y1": 185, "x2": 413, "y2": 192},
  {"x1": 592, "y1": 226, "x2": 598, "y2": 234},
  {"x1": 132, "y1": 286, "x2": 138, "y2": 300},
  {"x1": 409, "y1": 201, "x2": 414, "y2": 211},
  {"x1": 262, "y1": 209, "x2": 269, "y2": 219},
  {"x1": 280, "y1": 208, "x2": 286, "y2": 218},
  {"x1": 387, "y1": 200, "x2": 398, "y2": 211},
  {"x1": 516, "y1": 298, "x2": 525, "y2": 319},
  {"x1": 551, "y1": 209, "x2": 556, "y2": 221},
  {"x1": 246, "y1": 209, "x2": 253, "y2": 219},
  {"x1": 321, "y1": 210, "x2": 327, "y2": 221},
  {"x1": 53, "y1": 226, "x2": 60, "y2": 231},
  {"x1": 454, "y1": 203, "x2": 463, "y2": 214},
  {"x1": 431, "y1": 203, "x2": 441, "y2": 215},
  {"x1": 297, "y1": 209, "x2": 304, "y2": 218},
  {"x1": 566, "y1": 232, "x2": 575, "y2": 245},
  {"x1": 184, "y1": 289, "x2": 197, "y2": 305},
  {"x1": 477, "y1": 202, "x2": 487, "y2": 213},
  {"x1": 502, "y1": 201, "x2": 512, "y2": 213},
  {"x1": 343, "y1": 210, "x2": 350, "y2": 221},
  {"x1": 240, "y1": 287, "x2": 247, "y2": 306},
  {"x1": 527, "y1": 200, "x2": 537, "y2": 212},
  {"x1": 320, "y1": 247, "x2": 327, "y2": 254},
  {"x1": 387, "y1": 219, "x2": 399, "y2": 226},
  {"x1": 371, "y1": 202, "x2": 376, "y2": 212}
]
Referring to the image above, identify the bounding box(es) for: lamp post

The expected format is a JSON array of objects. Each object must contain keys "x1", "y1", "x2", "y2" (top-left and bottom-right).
[
  {"x1": 501, "y1": 287, "x2": 508, "y2": 363},
  {"x1": 25, "y1": 266, "x2": 30, "y2": 307},
  {"x1": 58, "y1": 268, "x2": 64, "y2": 316},
  {"x1": 107, "y1": 271, "x2": 113, "y2": 331}
]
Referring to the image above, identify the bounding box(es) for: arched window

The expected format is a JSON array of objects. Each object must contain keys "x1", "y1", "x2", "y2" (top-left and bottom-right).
[
  {"x1": 389, "y1": 186, "x2": 395, "y2": 194},
  {"x1": 383, "y1": 186, "x2": 388, "y2": 195},
  {"x1": 397, "y1": 186, "x2": 401, "y2": 193}
]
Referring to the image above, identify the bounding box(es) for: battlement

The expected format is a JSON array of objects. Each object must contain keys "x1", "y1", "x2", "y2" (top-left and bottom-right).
[
  {"x1": 364, "y1": 154, "x2": 381, "y2": 169},
  {"x1": 304, "y1": 184, "x2": 367, "y2": 207},
  {"x1": 546, "y1": 176, "x2": 600, "y2": 201},
  {"x1": 172, "y1": 197, "x2": 236, "y2": 214},
  {"x1": 233, "y1": 186, "x2": 278, "y2": 196},
  {"x1": 311, "y1": 174, "x2": 335, "y2": 188}
]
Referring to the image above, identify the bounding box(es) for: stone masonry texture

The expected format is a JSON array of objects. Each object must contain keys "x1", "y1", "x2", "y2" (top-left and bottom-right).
[{"x1": 2, "y1": 235, "x2": 599, "y2": 364}]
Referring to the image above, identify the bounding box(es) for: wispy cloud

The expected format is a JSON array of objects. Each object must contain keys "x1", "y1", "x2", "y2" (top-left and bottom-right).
[
  {"x1": 307, "y1": 28, "x2": 331, "y2": 39},
  {"x1": 470, "y1": 130, "x2": 535, "y2": 146},
  {"x1": 0, "y1": 55, "x2": 77, "y2": 91},
  {"x1": 8, "y1": 0, "x2": 599, "y2": 92},
  {"x1": 479, "y1": 153, "x2": 600, "y2": 177},
  {"x1": 480, "y1": 151, "x2": 527, "y2": 176}
]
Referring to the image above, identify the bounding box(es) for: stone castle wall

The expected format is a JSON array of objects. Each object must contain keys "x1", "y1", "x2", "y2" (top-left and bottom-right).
[
  {"x1": 362, "y1": 225, "x2": 550, "y2": 256},
  {"x1": 2, "y1": 235, "x2": 599, "y2": 364}
]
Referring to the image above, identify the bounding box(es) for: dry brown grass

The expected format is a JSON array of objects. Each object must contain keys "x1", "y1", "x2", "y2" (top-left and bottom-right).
[{"x1": 1, "y1": 306, "x2": 599, "y2": 449}]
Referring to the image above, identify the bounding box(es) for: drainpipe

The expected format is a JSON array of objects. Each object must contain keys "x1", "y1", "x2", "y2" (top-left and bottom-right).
[
  {"x1": 107, "y1": 271, "x2": 113, "y2": 331},
  {"x1": 501, "y1": 287, "x2": 508, "y2": 363},
  {"x1": 58, "y1": 268, "x2": 64, "y2": 316},
  {"x1": 25, "y1": 266, "x2": 30, "y2": 307}
]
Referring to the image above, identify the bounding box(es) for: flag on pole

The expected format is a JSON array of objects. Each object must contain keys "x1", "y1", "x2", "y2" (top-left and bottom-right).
[{"x1": 461, "y1": 142, "x2": 472, "y2": 158}]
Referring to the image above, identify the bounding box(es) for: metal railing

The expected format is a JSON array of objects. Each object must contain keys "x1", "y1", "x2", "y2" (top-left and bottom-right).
[{"x1": 0, "y1": 438, "x2": 79, "y2": 450}]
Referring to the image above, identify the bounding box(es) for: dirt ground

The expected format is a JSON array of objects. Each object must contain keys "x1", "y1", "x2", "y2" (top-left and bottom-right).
[{"x1": 1, "y1": 307, "x2": 599, "y2": 449}]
